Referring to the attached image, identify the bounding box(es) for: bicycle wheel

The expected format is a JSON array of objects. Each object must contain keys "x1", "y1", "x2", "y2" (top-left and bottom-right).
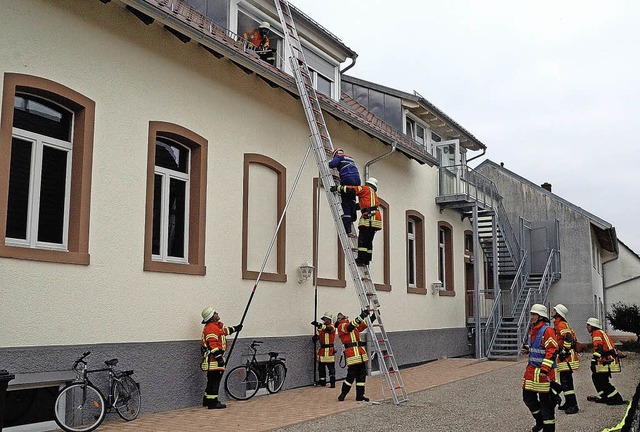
[
  {"x1": 53, "y1": 383, "x2": 106, "y2": 432},
  {"x1": 224, "y1": 366, "x2": 260, "y2": 401},
  {"x1": 266, "y1": 361, "x2": 287, "y2": 394},
  {"x1": 113, "y1": 375, "x2": 142, "y2": 421}
]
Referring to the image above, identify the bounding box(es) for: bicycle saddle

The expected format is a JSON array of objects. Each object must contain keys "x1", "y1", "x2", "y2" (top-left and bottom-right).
[
  {"x1": 105, "y1": 358, "x2": 119, "y2": 366},
  {"x1": 268, "y1": 351, "x2": 279, "y2": 358}
]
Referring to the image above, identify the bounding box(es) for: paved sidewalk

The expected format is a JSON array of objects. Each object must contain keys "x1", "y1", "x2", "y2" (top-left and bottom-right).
[{"x1": 95, "y1": 357, "x2": 514, "y2": 432}]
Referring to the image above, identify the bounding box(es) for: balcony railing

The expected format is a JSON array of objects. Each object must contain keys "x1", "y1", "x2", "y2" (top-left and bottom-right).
[{"x1": 437, "y1": 165, "x2": 501, "y2": 209}]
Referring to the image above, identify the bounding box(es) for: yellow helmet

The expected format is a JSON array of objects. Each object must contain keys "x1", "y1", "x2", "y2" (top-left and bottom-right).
[
  {"x1": 586, "y1": 317, "x2": 601, "y2": 329},
  {"x1": 201, "y1": 306, "x2": 216, "y2": 324},
  {"x1": 530, "y1": 304, "x2": 548, "y2": 319},
  {"x1": 553, "y1": 304, "x2": 568, "y2": 320}
]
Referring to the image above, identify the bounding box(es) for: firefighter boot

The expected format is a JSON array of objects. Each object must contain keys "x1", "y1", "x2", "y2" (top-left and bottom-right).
[
  {"x1": 202, "y1": 396, "x2": 207, "y2": 407},
  {"x1": 208, "y1": 400, "x2": 227, "y2": 409},
  {"x1": 606, "y1": 393, "x2": 625, "y2": 405},
  {"x1": 355, "y1": 386, "x2": 369, "y2": 402},
  {"x1": 329, "y1": 376, "x2": 336, "y2": 388},
  {"x1": 563, "y1": 393, "x2": 579, "y2": 414},
  {"x1": 531, "y1": 412, "x2": 543, "y2": 432},
  {"x1": 315, "y1": 379, "x2": 326, "y2": 387},
  {"x1": 337, "y1": 382, "x2": 350, "y2": 401}
]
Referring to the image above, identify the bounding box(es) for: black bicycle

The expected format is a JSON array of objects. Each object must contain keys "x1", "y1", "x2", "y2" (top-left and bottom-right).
[
  {"x1": 53, "y1": 351, "x2": 141, "y2": 432},
  {"x1": 224, "y1": 340, "x2": 287, "y2": 401}
]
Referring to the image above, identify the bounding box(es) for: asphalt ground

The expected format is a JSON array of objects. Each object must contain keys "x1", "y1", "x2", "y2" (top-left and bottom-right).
[{"x1": 93, "y1": 352, "x2": 639, "y2": 432}]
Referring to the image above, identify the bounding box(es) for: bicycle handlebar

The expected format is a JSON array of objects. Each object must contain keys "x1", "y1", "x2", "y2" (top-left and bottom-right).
[
  {"x1": 73, "y1": 351, "x2": 91, "y2": 371},
  {"x1": 251, "y1": 340, "x2": 263, "y2": 347}
]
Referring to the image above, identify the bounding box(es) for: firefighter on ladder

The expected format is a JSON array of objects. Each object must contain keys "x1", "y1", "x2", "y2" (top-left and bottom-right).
[
  {"x1": 551, "y1": 304, "x2": 580, "y2": 414},
  {"x1": 200, "y1": 307, "x2": 242, "y2": 409},
  {"x1": 336, "y1": 309, "x2": 376, "y2": 402},
  {"x1": 330, "y1": 177, "x2": 381, "y2": 266},
  {"x1": 522, "y1": 304, "x2": 559, "y2": 432},
  {"x1": 312, "y1": 312, "x2": 336, "y2": 387},
  {"x1": 328, "y1": 148, "x2": 361, "y2": 237},
  {"x1": 586, "y1": 317, "x2": 625, "y2": 405}
]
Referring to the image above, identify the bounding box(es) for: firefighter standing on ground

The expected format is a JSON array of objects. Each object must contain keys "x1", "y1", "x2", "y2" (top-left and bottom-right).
[
  {"x1": 328, "y1": 148, "x2": 361, "y2": 236},
  {"x1": 586, "y1": 317, "x2": 625, "y2": 405},
  {"x1": 200, "y1": 307, "x2": 242, "y2": 409},
  {"x1": 522, "y1": 304, "x2": 559, "y2": 432},
  {"x1": 312, "y1": 312, "x2": 336, "y2": 388},
  {"x1": 551, "y1": 304, "x2": 580, "y2": 414},
  {"x1": 336, "y1": 309, "x2": 375, "y2": 402},
  {"x1": 330, "y1": 177, "x2": 381, "y2": 266}
]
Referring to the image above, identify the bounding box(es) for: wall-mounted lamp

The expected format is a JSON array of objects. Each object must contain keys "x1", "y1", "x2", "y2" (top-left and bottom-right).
[
  {"x1": 431, "y1": 280, "x2": 443, "y2": 295},
  {"x1": 298, "y1": 261, "x2": 314, "y2": 284}
]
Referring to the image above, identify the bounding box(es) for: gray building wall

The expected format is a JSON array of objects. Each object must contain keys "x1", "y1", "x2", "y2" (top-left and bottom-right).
[
  {"x1": 1, "y1": 328, "x2": 472, "y2": 414},
  {"x1": 476, "y1": 161, "x2": 606, "y2": 341}
]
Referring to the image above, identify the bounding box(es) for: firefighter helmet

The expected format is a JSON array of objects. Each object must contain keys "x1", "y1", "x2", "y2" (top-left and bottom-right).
[
  {"x1": 365, "y1": 177, "x2": 378, "y2": 191},
  {"x1": 587, "y1": 317, "x2": 601, "y2": 329},
  {"x1": 530, "y1": 304, "x2": 548, "y2": 319},
  {"x1": 321, "y1": 312, "x2": 333, "y2": 321},
  {"x1": 332, "y1": 148, "x2": 344, "y2": 157},
  {"x1": 201, "y1": 306, "x2": 216, "y2": 324},
  {"x1": 553, "y1": 304, "x2": 568, "y2": 320},
  {"x1": 258, "y1": 21, "x2": 270, "y2": 29}
]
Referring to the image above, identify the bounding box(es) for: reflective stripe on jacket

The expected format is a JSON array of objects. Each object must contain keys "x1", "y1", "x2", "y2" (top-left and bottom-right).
[
  {"x1": 523, "y1": 321, "x2": 558, "y2": 392},
  {"x1": 201, "y1": 321, "x2": 237, "y2": 371},
  {"x1": 328, "y1": 153, "x2": 360, "y2": 185},
  {"x1": 554, "y1": 317, "x2": 580, "y2": 372},
  {"x1": 337, "y1": 317, "x2": 368, "y2": 366},
  {"x1": 591, "y1": 328, "x2": 621, "y2": 373},
  {"x1": 339, "y1": 185, "x2": 382, "y2": 230},
  {"x1": 316, "y1": 324, "x2": 336, "y2": 363}
]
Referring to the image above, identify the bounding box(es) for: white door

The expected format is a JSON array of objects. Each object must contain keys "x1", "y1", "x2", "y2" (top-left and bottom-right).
[{"x1": 435, "y1": 139, "x2": 461, "y2": 195}]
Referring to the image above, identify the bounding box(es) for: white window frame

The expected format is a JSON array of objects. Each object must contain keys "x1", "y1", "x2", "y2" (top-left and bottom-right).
[
  {"x1": 407, "y1": 218, "x2": 417, "y2": 288},
  {"x1": 153, "y1": 145, "x2": 191, "y2": 264},
  {"x1": 404, "y1": 114, "x2": 427, "y2": 151},
  {"x1": 7, "y1": 128, "x2": 72, "y2": 251},
  {"x1": 439, "y1": 227, "x2": 447, "y2": 289}
]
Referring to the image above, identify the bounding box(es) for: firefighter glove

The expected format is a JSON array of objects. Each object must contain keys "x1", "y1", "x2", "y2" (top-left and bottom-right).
[
  {"x1": 370, "y1": 313, "x2": 376, "y2": 322},
  {"x1": 233, "y1": 324, "x2": 243, "y2": 332},
  {"x1": 216, "y1": 357, "x2": 225, "y2": 367},
  {"x1": 311, "y1": 320, "x2": 321, "y2": 328},
  {"x1": 359, "y1": 309, "x2": 370, "y2": 319},
  {"x1": 312, "y1": 335, "x2": 319, "y2": 343},
  {"x1": 329, "y1": 185, "x2": 338, "y2": 193}
]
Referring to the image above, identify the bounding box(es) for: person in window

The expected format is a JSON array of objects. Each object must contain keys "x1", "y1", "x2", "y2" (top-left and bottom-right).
[
  {"x1": 585, "y1": 317, "x2": 625, "y2": 405},
  {"x1": 241, "y1": 21, "x2": 275, "y2": 65},
  {"x1": 200, "y1": 307, "x2": 242, "y2": 409},
  {"x1": 311, "y1": 312, "x2": 336, "y2": 387},
  {"x1": 331, "y1": 177, "x2": 381, "y2": 266},
  {"x1": 328, "y1": 148, "x2": 361, "y2": 237},
  {"x1": 335, "y1": 309, "x2": 376, "y2": 402},
  {"x1": 522, "y1": 304, "x2": 558, "y2": 432}
]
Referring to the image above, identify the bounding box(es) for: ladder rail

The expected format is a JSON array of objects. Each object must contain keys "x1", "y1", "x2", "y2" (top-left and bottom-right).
[{"x1": 274, "y1": 0, "x2": 407, "y2": 405}]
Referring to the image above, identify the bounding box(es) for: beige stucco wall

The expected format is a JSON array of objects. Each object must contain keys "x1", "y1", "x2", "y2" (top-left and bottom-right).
[
  {"x1": 604, "y1": 242, "x2": 640, "y2": 337},
  {"x1": 0, "y1": 0, "x2": 478, "y2": 348}
]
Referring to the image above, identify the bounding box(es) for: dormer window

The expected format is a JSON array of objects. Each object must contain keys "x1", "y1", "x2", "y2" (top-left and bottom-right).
[{"x1": 405, "y1": 116, "x2": 427, "y2": 151}]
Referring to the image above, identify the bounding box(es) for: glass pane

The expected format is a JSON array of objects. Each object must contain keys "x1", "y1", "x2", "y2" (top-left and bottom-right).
[
  {"x1": 6, "y1": 138, "x2": 33, "y2": 240},
  {"x1": 408, "y1": 239, "x2": 415, "y2": 285},
  {"x1": 316, "y1": 74, "x2": 332, "y2": 97},
  {"x1": 152, "y1": 174, "x2": 163, "y2": 256},
  {"x1": 37, "y1": 145, "x2": 68, "y2": 244},
  {"x1": 155, "y1": 138, "x2": 189, "y2": 173},
  {"x1": 167, "y1": 178, "x2": 186, "y2": 258},
  {"x1": 14, "y1": 95, "x2": 72, "y2": 141}
]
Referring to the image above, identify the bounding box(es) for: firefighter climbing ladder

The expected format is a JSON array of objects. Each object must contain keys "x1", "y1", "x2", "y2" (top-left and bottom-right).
[{"x1": 274, "y1": 0, "x2": 407, "y2": 405}]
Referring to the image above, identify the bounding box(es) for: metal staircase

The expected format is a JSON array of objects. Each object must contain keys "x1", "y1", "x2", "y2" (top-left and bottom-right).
[{"x1": 273, "y1": 0, "x2": 407, "y2": 404}]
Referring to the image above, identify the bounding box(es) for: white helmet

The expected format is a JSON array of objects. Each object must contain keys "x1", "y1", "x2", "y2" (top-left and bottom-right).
[
  {"x1": 332, "y1": 148, "x2": 344, "y2": 158},
  {"x1": 201, "y1": 306, "x2": 216, "y2": 324},
  {"x1": 553, "y1": 304, "x2": 568, "y2": 320},
  {"x1": 530, "y1": 304, "x2": 548, "y2": 319},
  {"x1": 586, "y1": 317, "x2": 601, "y2": 329},
  {"x1": 321, "y1": 312, "x2": 333, "y2": 321},
  {"x1": 365, "y1": 177, "x2": 378, "y2": 190},
  {"x1": 258, "y1": 21, "x2": 270, "y2": 29}
]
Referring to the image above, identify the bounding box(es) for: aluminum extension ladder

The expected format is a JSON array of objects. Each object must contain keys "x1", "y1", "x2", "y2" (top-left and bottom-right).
[{"x1": 274, "y1": 0, "x2": 407, "y2": 405}]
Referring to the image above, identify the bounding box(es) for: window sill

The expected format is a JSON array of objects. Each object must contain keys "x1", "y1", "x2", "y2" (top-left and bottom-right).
[
  {"x1": 0, "y1": 245, "x2": 89, "y2": 265},
  {"x1": 407, "y1": 286, "x2": 427, "y2": 295},
  {"x1": 144, "y1": 260, "x2": 206, "y2": 275},
  {"x1": 438, "y1": 289, "x2": 456, "y2": 297}
]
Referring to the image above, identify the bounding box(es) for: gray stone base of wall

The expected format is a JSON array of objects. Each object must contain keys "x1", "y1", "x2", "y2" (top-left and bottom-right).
[{"x1": 0, "y1": 327, "x2": 473, "y2": 414}]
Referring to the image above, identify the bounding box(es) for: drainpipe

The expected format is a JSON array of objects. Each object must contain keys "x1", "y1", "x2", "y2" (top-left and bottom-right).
[
  {"x1": 365, "y1": 141, "x2": 397, "y2": 180},
  {"x1": 340, "y1": 55, "x2": 357, "y2": 74},
  {"x1": 466, "y1": 147, "x2": 486, "y2": 164}
]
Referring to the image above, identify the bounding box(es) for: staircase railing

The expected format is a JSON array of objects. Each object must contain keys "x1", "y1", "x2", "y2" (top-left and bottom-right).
[
  {"x1": 513, "y1": 249, "x2": 559, "y2": 352},
  {"x1": 496, "y1": 200, "x2": 521, "y2": 265},
  {"x1": 482, "y1": 252, "x2": 527, "y2": 357}
]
